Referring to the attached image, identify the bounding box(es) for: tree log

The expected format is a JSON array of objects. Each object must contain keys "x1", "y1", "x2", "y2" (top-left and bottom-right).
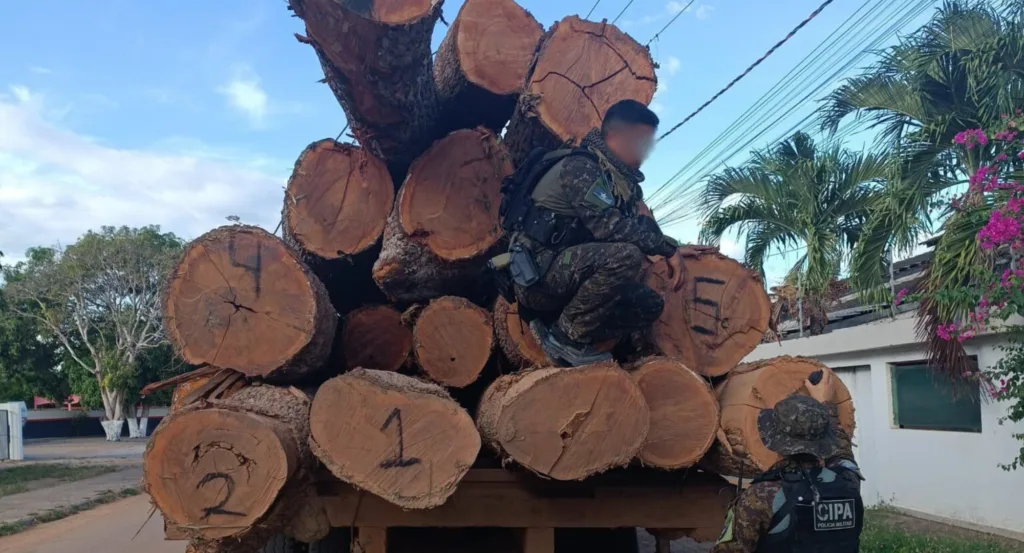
[
  {"x1": 372, "y1": 128, "x2": 512, "y2": 303},
  {"x1": 309, "y1": 369, "x2": 481, "y2": 509},
  {"x1": 288, "y1": 0, "x2": 443, "y2": 173},
  {"x1": 413, "y1": 296, "x2": 493, "y2": 387},
  {"x1": 630, "y1": 358, "x2": 718, "y2": 470},
  {"x1": 701, "y1": 356, "x2": 855, "y2": 477},
  {"x1": 164, "y1": 226, "x2": 337, "y2": 382},
  {"x1": 493, "y1": 296, "x2": 547, "y2": 369},
  {"x1": 144, "y1": 385, "x2": 322, "y2": 544},
  {"x1": 340, "y1": 305, "x2": 413, "y2": 372},
  {"x1": 434, "y1": 0, "x2": 543, "y2": 134},
  {"x1": 504, "y1": 16, "x2": 656, "y2": 164},
  {"x1": 477, "y1": 363, "x2": 650, "y2": 480},
  {"x1": 645, "y1": 253, "x2": 771, "y2": 378}
]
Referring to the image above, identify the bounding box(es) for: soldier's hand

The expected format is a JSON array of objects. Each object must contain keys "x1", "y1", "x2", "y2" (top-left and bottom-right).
[
  {"x1": 667, "y1": 251, "x2": 685, "y2": 292},
  {"x1": 637, "y1": 200, "x2": 654, "y2": 219},
  {"x1": 678, "y1": 244, "x2": 718, "y2": 258},
  {"x1": 805, "y1": 367, "x2": 836, "y2": 404}
]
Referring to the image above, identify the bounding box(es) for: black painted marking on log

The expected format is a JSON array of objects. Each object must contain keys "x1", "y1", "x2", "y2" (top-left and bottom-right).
[
  {"x1": 379, "y1": 407, "x2": 422, "y2": 469},
  {"x1": 228, "y1": 237, "x2": 263, "y2": 297},
  {"x1": 692, "y1": 275, "x2": 725, "y2": 336},
  {"x1": 197, "y1": 472, "x2": 246, "y2": 520}
]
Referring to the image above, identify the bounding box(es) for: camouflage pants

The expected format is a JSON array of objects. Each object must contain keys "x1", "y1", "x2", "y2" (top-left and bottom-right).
[{"x1": 515, "y1": 242, "x2": 665, "y2": 344}]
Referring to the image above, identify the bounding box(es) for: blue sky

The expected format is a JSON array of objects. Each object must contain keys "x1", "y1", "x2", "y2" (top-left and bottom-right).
[{"x1": 0, "y1": 0, "x2": 937, "y2": 284}]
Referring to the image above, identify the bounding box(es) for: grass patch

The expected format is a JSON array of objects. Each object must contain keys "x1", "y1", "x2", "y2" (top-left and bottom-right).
[
  {"x1": 862, "y1": 510, "x2": 1024, "y2": 553},
  {"x1": 0, "y1": 487, "x2": 139, "y2": 537},
  {"x1": 0, "y1": 463, "x2": 121, "y2": 498}
]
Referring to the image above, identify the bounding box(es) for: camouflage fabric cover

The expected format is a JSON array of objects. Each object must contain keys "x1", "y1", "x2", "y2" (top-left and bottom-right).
[{"x1": 757, "y1": 395, "x2": 842, "y2": 460}]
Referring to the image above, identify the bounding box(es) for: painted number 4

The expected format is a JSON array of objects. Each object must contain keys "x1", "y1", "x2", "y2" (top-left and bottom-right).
[{"x1": 379, "y1": 408, "x2": 422, "y2": 469}]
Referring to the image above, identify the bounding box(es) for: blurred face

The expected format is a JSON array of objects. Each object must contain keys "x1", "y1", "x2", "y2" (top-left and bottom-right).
[{"x1": 604, "y1": 123, "x2": 656, "y2": 168}]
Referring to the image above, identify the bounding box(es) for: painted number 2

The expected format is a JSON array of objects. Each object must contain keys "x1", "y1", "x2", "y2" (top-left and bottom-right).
[
  {"x1": 379, "y1": 408, "x2": 421, "y2": 469},
  {"x1": 196, "y1": 472, "x2": 246, "y2": 520}
]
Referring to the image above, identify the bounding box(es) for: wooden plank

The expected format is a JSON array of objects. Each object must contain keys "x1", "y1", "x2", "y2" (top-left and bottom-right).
[
  {"x1": 523, "y1": 528, "x2": 554, "y2": 553},
  {"x1": 354, "y1": 527, "x2": 387, "y2": 553},
  {"x1": 321, "y1": 477, "x2": 733, "y2": 529}
]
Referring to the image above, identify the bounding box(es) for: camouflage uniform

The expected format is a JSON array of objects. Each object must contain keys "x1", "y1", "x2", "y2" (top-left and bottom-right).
[
  {"x1": 711, "y1": 398, "x2": 860, "y2": 553},
  {"x1": 513, "y1": 129, "x2": 678, "y2": 344}
]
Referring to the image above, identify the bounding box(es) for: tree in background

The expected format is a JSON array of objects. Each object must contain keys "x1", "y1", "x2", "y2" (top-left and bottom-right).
[
  {"x1": 1, "y1": 226, "x2": 184, "y2": 440},
  {"x1": 698, "y1": 132, "x2": 889, "y2": 334},
  {"x1": 0, "y1": 285, "x2": 68, "y2": 405},
  {"x1": 820, "y1": 0, "x2": 1024, "y2": 375}
]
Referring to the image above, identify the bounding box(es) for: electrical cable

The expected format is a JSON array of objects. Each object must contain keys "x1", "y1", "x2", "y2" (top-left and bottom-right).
[
  {"x1": 646, "y1": 0, "x2": 696, "y2": 45},
  {"x1": 585, "y1": 0, "x2": 602, "y2": 19},
  {"x1": 611, "y1": 0, "x2": 635, "y2": 24}
]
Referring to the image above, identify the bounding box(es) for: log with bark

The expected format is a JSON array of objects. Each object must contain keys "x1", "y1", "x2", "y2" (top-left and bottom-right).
[
  {"x1": 288, "y1": 0, "x2": 444, "y2": 173},
  {"x1": 413, "y1": 296, "x2": 494, "y2": 387},
  {"x1": 309, "y1": 369, "x2": 481, "y2": 509},
  {"x1": 645, "y1": 253, "x2": 771, "y2": 378},
  {"x1": 163, "y1": 226, "x2": 337, "y2": 382},
  {"x1": 339, "y1": 305, "x2": 414, "y2": 372},
  {"x1": 504, "y1": 16, "x2": 657, "y2": 164},
  {"x1": 477, "y1": 362, "x2": 650, "y2": 480},
  {"x1": 493, "y1": 296, "x2": 547, "y2": 369},
  {"x1": 372, "y1": 128, "x2": 512, "y2": 302},
  {"x1": 701, "y1": 355, "x2": 855, "y2": 477},
  {"x1": 144, "y1": 385, "x2": 326, "y2": 547},
  {"x1": 630, "y1": 358, "x2": 719, "y2": 470},
  {"x1": 434, "y1": 0, "x2": 543, "y2": 134}
]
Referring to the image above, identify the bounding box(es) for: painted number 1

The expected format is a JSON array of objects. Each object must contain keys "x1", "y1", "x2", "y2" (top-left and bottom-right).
[
  {"x1": 691, "y1": 276, "x2": 726, "y2": 336},
  {"x1": 379, "y1": 408, "x2": 421, "y2": 469}
]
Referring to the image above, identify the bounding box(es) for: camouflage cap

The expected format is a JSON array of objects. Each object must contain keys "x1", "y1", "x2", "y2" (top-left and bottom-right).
[{"x1": 757, "y1": 394, "x2": 841, "y2": 460}]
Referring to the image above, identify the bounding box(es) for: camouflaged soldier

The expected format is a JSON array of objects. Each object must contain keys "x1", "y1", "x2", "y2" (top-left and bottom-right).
[
  {"x1": 498, "y1": 100, "x2": 714, "y2": 366},
  {"x1": 712, "y1": 368, "x2": 864, "y2": 553}
]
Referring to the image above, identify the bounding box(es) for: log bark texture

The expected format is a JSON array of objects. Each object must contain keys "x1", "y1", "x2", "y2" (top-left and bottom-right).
[
  {"x1": 144, "y1": 385, "x2": 323, "y2": 545},
  {"x1": 493, "y1": 296, "x2": 547, "y2": 369},
  {"x1": 289, "y1": 0, "x2": 444, "y2": 173},
  {"x1": 645, "y1": 253, "x2": 771, "y2": 378},
  {"x1": 309, "y1": 369, "x2": 481, "y2": 509},
  {"x1": 504, "y1": 16, "x2": 657, "y2": 164},
  {"x1": 630, "y1": 358, "x2": 719, "y2": 469},
  {"x1": 163, "y1": 226, "x2": 337, "y2": 382},
  {"x1": 340, "y1": 305, "x2": 413, "y2": 372},
  {"x1": 372, "y1": 128, "x2": 512, "y2": 303},
  {"x1": 702, "y1": 356, "x2": 855, "y2": 477},
  {"x1": 413, "y1": 296, "x2": 493, "y2": 387},
  {"x1": 477, "y1": 363, "x2": 650, "y2": 480},
  {"x1": 434, "y1": 0, "x2": 543, "y2": 134}
]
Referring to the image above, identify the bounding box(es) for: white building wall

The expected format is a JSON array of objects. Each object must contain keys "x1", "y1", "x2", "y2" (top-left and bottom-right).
[{"x1": 746, "y1": 312, "x2": 1024, "y2": 537}]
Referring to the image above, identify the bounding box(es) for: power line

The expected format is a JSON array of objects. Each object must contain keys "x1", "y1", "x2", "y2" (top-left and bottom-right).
[
  {"x1": 611, "y1": 0, "x2": 635, "y2": 24},
  {"x1": 646, "y1": 0, "x2": 696, "y2": 46},
  {"x1": 585, "y1": 0, "x2": 602, "y2": 19},
  {"x1": 655, "y1": 0, "x2": 838, "y2": 143}
]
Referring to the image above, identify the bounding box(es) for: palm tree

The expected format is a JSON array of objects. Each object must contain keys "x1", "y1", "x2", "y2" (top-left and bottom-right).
[
  {"x1": 820, "y1": 0, "x2": 1024, "y2": 373},
  {"x1": 698, "y1": 132, "x2": 890, "y2": 334}
]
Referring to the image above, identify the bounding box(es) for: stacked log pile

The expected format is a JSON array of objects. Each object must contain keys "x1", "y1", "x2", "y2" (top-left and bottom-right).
[{"x1": 140, "y1": 1, "x2": 848, "y2": 551}]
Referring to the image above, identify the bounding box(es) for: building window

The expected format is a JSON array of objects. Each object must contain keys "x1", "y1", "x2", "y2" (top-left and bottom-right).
[{"x1": 890, "y1": 362, "x2": 982, "y2": 433}]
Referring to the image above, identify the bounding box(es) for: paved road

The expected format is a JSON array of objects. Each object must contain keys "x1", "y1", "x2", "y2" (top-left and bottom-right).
[
  {"x1": 0, "y1": 494, "x2": 183, "y2": 553},
  {"x1": 0, "y1": 466, "x2": 143, "y2": 524},
  {"x1": 19, "y1": 438, "x2": 147, "y2": 465}
]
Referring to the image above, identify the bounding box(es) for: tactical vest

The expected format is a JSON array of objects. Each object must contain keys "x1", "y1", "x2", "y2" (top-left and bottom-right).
[
  {"x1": 498, "y1": 147, "x2": 600, "y2": 250},
  {"x1": 752, "y1": 464, "x2": 864, "y2": 553}
]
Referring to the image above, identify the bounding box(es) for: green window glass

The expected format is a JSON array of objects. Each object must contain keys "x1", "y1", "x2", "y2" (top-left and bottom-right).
[{"x1": 890, "y1": 362, "x2": 982, "y2": 433}]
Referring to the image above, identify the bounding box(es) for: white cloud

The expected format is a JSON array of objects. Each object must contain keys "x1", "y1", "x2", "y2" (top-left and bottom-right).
[
  {"x1": 696, "y1": 4, "x2": 715, "y2": 20},
  {"x1": 0, "y1": 86, "x2": 285, "y2": 261},
  {"x1": 218, "y1": 66, "x2": 269, "y2": 126},
  {"x1": 664, "y1": 56, "x2": 682, "y2": 76},
  {"x1": 29, "y1": 66, "x2": 53, "y2": 75},
  {"x1": 649, "y1": 100, "x2": 667, "y2": 116},
  {"x1": 666, "y1": 1, "x2": 694, "y2": 14},
  {"x1": 719, "y1": 237, "x2": 745, "y2": 260}
]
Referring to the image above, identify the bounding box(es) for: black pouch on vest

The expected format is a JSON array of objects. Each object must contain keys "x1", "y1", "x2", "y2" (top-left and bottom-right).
[{"x1": 509, "y1": 245, "x2": 541, "y2": 287}]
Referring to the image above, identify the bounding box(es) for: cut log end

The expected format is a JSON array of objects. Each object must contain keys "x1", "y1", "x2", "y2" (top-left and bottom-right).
[
  {"x1": 449, "y1": 0, "x2": 542, "y2": 95},
  {"x1": 646, "y1": 253, "x2": 771, "y2": 378},
  {"x1": 477, "y1": 363, "x2": 650, "y2": 481},
  {"x1": 631, "y1": 358, "x2": 719, "y2": 470},
  {"x1": 309, "y1": 370, "x2": 481, "y2": 509},
  {"x1": 505, "y1": 16, "x2": 656, "y2": 162},
  {"x1": 493, "y1": 297, "x2": 547, "y2": 369},
  {"x1": 705, "y1": 355, "x2": 855, "y2": 476},
  {"x1": 398, "y1": 128, "x2": 511, "y2": 261},
  {"x1": 144, "y1": 409, "x2": 298, "y2": 540},
  {"x1": 341, "y1": 305, "x2": 413, "y2": 372},
  {"x1": 414, "y1": 296, "x2": 494, "y2": 387},
  {"x1": 163, "y1": 226, "x2": 337, "y2": 380},
  {"x1": 284, "y1": 140, "x2": 394, "y2": 259}
]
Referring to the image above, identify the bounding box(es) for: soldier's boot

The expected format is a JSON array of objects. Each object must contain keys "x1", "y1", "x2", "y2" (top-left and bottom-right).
[{"x1": 530, "y1": 319, "x2": 612, "y2": 367}]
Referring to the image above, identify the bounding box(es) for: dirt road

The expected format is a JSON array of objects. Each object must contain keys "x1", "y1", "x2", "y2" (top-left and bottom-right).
[{"x1": 0, "y1": 494, "x2": 183, "y2": 553}]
